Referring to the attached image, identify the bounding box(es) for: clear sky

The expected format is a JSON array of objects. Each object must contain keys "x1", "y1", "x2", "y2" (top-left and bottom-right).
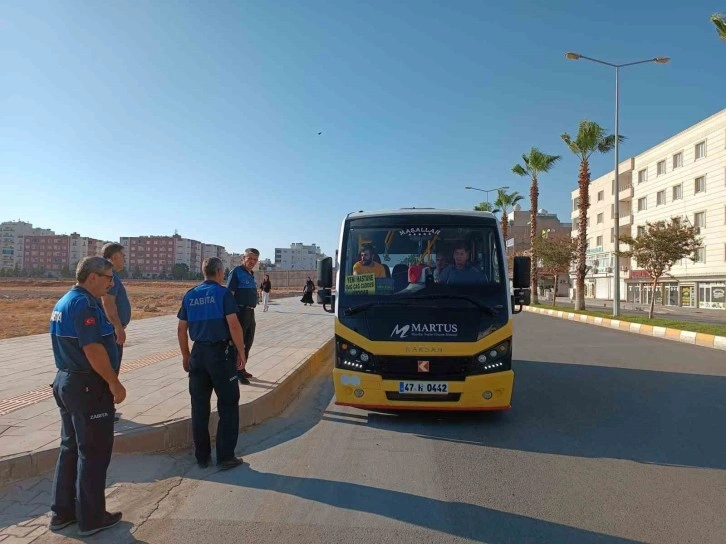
[{"x1": 1, "y1": 0, "x2": 723, "y2": 259}]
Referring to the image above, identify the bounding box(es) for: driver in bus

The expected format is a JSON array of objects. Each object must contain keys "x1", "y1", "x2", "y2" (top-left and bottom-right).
[
  {"x1": 352, "y1": 244, "x2": 387, "y2": 278},
  {"x1": 437, "y1": 242, "x2": 486, "y2": 284}
]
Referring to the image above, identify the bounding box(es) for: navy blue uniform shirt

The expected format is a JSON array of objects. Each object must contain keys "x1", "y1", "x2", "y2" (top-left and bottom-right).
[
  {"x1": 178, "y1": 281, "x2": 238, "y2": 342},
  {"x1": 226, "y1": 266, "x2": 257, "y2": 308},
  {"x1": 107, "y1": 270, "x2": 132, "y2": 326},
  {"x1": 50, "y1": 286, "x2": 120, "y2": 372}
]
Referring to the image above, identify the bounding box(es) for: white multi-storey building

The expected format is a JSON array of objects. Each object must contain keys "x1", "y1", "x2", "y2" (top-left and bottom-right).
[
  {"x1": 0, "y1": 221, "x2": 54, "y2": 270},
  {"x1": 274, "y1": 243, "x2": 323, "y2": 270},
  {"x1": 571, "y1": 108, "x2": 725, "y2": 310}
]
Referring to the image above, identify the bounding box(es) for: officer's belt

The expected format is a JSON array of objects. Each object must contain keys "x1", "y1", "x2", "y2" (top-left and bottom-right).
[{"x1": 194, "y1": 340, "x2": 232, "y2": 347}]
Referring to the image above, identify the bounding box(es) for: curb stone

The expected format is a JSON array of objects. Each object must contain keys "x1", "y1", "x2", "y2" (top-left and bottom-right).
[{"x1": 523, "y1": 306, "x2": 726, "y2": 351}]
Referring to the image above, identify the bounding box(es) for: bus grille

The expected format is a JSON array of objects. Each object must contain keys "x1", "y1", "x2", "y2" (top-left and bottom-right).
[{"x1": 374, "y1": 356, "x2": 470, "y2": 381}]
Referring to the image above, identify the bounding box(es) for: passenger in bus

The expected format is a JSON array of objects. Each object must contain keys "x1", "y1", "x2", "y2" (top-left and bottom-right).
[
  {"x1": 437, "y1": 242, "x2": 486, "y2": 284},
  {"x1": 431, "y1": 252, "x2": 449, "y2": 283},
  {"x1": 352, "y1": 245, "x2": 387, "y2": 278}
]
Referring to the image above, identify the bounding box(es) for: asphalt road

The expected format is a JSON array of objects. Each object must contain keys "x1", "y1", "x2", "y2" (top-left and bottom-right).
[{"x1": 39, "y1": 312, "x2": 726, "y2": 544}]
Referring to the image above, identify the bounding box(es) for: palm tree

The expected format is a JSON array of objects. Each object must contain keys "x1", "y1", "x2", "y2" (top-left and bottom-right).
[
  {"x1": 712, "y1": 13, "x2": 726, "y2": 41},
  {"x1": 473, "y1": 202, "x2": 500, "y2": 213},
  {"x1": 512, "y1": 148, "x2": 561, "y2": 304},
  {"x1": 493, "y1": 189, "x2": 524, "y2": 243},
  {"x1": 561, "y1": 120, "x2": 623, "y2": 310}
]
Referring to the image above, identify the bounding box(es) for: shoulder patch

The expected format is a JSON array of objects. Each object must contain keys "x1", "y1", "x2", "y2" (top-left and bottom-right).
[{"x1": 84, "y1": 317, "x2": 96, "y2": 326}]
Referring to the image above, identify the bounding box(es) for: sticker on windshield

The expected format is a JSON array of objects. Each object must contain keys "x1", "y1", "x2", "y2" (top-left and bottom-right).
[
  {"x1": 345, "y1": 273, "x2": 376, "y2": 295},
  {"x1": 398, "y1": 227, "x2": 441, "y2": 239}
]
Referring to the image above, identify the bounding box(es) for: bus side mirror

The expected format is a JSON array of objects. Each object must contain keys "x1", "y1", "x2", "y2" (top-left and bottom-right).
[
  {"x1": 512, "y1": 256, "x2": 530, "y2": 288},
  {"x1": 317, "y1": 257, "x2": 333, "y2": 289},
  {"x1": 317, "y1": 257, "x2": 335, "y2": 313},
  {"x1": 512, "y1": 256, "x2": 531, "y2": 314}
]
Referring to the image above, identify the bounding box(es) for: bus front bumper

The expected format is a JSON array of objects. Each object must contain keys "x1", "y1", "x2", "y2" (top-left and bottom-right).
[{"x1": 333, "y1": 369, "x2": 514, "y2": 411}]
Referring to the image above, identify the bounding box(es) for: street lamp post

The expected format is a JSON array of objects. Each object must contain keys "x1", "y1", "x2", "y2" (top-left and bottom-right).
[
  {"x1": 464, "y1": 185, "x2": 509, "y2": 204},
  {"x1": 565, "y1": 52, "x2": 669, "y2": 317}
]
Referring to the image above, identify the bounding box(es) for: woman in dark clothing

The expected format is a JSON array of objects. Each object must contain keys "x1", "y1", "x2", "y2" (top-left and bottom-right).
[
  {"x1": 301, "y1": 277, "x2": 316, "y2": 306},
  {"x1": 259, "y1": 274, "x2": 272, "y2": 312}
]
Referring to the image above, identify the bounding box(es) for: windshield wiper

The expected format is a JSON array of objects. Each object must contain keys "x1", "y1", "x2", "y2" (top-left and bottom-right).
[
  {"x1": 344, "y1": 301, "x2": 414, "y2": 316},
  {"x1": 397, "y1": 294, "x2": 500, "y2": 316},
  {"x1": 345, "y1": 295, "x2": 500, "y2": 317}
]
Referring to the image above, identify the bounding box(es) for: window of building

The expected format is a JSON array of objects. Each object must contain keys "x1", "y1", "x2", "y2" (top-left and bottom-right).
[
  {"x1": 637, "y1": 197, "x2": 647, "y2": 211},
  {"x1": 698, "y1": 282, "x2": 725, "y2": 309},
  {"x1": 693, "y1": 247, "x2": 705, "y2": 263},
  {"x1": 638, "y1": 168, "x2": 647, "y2": 184},
  {"x1": 637, "y1": 226, "x2": 646, "y2": 238},
  {"x1": 657, "y1": 160, "x2": 666, "y2": 176},
  {"x1": 597, "y1": 212, "x2": 603, "y2": 224},
  {"x1": 694, "y1": 176, "x2": 705, "y2": 194},
  {"x1": 597, "y1": 190, "x2": 604, "y2": 202},
  {"x1": 596, "y1": 235, "x2": 603, "y2": 247},
  {"x1": 695, "y1": 141, "x2": 706, "y2": 160},
  {"x1": 693, "y1": 211, "x2": 705, "y2": 229},
  {"x1": 610, "y1": 228, "x2": 615, "y2": 243},
  {"x1": 656, "y1": 190, "x2": 666, "y2": 206},
  {"x1": 672, "y1": 184, "x2": 682, "y2": 200},
  {"x1": 672, "y1": 152, "x2": 683, "y2": 169},
  {"x1": 572, "y1": 198, "x2": 580, "y2": 211}
]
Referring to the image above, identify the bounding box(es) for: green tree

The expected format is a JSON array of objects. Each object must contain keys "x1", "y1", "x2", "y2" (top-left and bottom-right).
[
  {"x1": 118, "y1": 268, "x2": 129, "y2": 279},
  {"x1": 224, "y1": 267, "x2": 230, "y2": 280},
  {"x1": 172, "y1": 263, "x2": 190, "y2": 280},
  {"x1": 532, "y1": 230, "x2": 577, "y2": 308},
  {"x1": 493, "y1": 189, "x2": 524, "y2": 244},
  {"x1": 712, "y1": 13, "x2": 726, "y2": 41},
  {"x1": 512, "y1": 148, "x2": 561, "y2": 304},
  {"x1": 132, "y1": 265, "x2": 143, "y2": 279},
  {"x1": 473, "y1": 202, "x2": 500, "y2": 213},
  {"x1": 619, "y1": 218, "x2": 701, "y2": 319},
  {"x1": 561, "y1": 121, "x2": 622, "y2": 310},
  {"x1": 59, "y1": 264, "x2": 72, "y2": 278}
]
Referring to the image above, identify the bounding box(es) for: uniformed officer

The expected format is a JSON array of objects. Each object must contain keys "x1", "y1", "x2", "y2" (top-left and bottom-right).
[
  {"x1": 178, "y1": 257, "x2": 246, "y2": 469},
  {"x1": 226, "y1": 247, "x2": 260, "y2": 384},
  {"x1": 48, "y1": 256, "x2": 126, "y2": 536}
]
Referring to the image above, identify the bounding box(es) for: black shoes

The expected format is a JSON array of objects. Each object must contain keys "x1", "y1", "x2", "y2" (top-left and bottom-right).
[
  {"x1": 217, "y1": 457, "x2": 244, "y2": 470},
  {"x1": 78, "y1": 511, "x2": 123, "y2": 536},
  {"x1": 198, "y1": 458, "x2": 210, "y2": 469},
  {"x1": 241, "y1": 369, "x2": 253, "y2": 379},
  {"x1": 237, "y1": 373, "x2": 250, "y2": 385},
  {"x1": 49, "y1": 514, "x2": 77, "y2": 531}
]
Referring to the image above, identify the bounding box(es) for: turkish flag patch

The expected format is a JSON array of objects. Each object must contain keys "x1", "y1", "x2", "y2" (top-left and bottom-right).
[{"x1": 84, "y1": 317, "x2": 96, "y2": 326}]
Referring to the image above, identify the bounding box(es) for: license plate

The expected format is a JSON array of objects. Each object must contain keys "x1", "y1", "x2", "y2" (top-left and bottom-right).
[{"x1": 398, "y1": 381, "x2": 449, "y2": 394}]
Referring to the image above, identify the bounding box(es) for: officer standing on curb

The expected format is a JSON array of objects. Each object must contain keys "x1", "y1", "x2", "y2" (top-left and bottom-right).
[
  {"x1": 48, "y1": 256, "x2": 126, "y2": 536},
  {"x1": 226, "y1": 248, "x2": 259, "y2": 384},
  {"x1": 177, "y1": 257, "x2": 246, "y2": 470}
]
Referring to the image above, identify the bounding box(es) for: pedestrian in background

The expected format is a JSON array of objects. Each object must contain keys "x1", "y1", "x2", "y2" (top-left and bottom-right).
[
  {"x1": 49, "y1": 257, "x2": 126, "y2": 536},
  {"x1": 226, "y1": 248, "x2": 259, "y2": 384},
  {"x1": 301, "y1": 276, "x2": 315, "y2": 306},
  {"x1": 260, "y1": 274, "x2": 272, "y2": 312},
  {"x1": 177, "y1": 257, "x2": 245, "y2": 470}
]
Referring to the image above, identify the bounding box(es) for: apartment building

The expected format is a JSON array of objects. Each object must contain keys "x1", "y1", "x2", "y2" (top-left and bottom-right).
[
  {"x1": 274, "y1": 243, "x2": 323, "y2": 270},
  {"x1": 120, "y1": 234, "x2": 219, "y2": 277},
  {"x1": 0, "y1": 221, "x2": 54, "y2": 270},
  {"x1": 17, "y1": 233, "x2": 107, "y2": 275},
  {"x1": 507, "y1": 207, "x2": 572, "y2": 253},
  {"x1": 571, "y1": 108, "x2": 726, "y2": 310}
]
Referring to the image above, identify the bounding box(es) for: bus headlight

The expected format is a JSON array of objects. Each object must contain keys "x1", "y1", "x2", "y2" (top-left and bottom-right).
[
  {"x1": 471, "y1": 340, "x2": 511, "y2": 375},
  {"x1": 335, "y1": 337, "x2": 375, "y2": 372}
]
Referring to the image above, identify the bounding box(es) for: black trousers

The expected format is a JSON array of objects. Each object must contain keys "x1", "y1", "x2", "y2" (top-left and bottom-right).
[
  {"x1": 188, "y1": 343, "x2": 240, "y2": 463},
  {"x1": 235, "y1": 308, "x2": 256, "y2": 360},
  {"x1": 51, "y1": 370, "x2": 115, "y2": 531}
]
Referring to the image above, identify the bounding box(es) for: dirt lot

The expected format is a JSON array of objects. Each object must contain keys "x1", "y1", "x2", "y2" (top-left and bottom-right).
[{"x1": 0, "y1": 279, "x2": 299, "y2": 340}]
